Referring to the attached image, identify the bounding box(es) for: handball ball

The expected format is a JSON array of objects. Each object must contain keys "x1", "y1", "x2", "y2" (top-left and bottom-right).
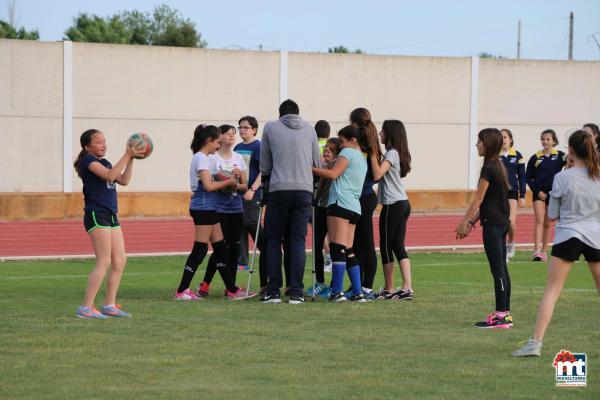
[
  {"x1": 128, "y1": 133, "x2": 153, "y2": 159},
  {"x1": 213, "y1": 170, "x2": 235, "y2": 193}
]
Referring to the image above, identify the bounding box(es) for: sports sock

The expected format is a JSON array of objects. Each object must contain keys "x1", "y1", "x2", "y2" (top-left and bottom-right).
[
  {"x1": 177, "y1": 241, "x2": 208, "y2": 293},
  {"x1": 202, "y1": 253, "x2": 217, "y2": 284},
  {"x1": 329, "y1": 242, "x2": 346, "y2": 294},
  {"x1": 212, "y1": 240, "x2": 237, "y2": 292}
]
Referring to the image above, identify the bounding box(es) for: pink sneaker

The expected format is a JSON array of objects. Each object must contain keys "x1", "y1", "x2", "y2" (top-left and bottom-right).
[
  {"x1": 532, "y1": 251, "x2": 547, "y2": 262},
  {"x1": 226, "y1": 287, "x2": 257, "y2": 300},
  {"x1": 173, "y1": 288, "x2": 203, "y2": 301}
]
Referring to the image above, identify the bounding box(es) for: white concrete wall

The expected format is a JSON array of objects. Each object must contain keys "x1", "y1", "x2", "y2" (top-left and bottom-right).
[{"x1": 1, "y1": 39, "x2": 598, "y2": 193}]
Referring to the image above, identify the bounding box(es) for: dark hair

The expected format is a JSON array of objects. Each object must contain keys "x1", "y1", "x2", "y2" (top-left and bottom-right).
[
  {"x1": 190, "y1": 124, "x2": 221, "y2": 153},
  {"x1": 349, "y1": 107, "x2": 382, "y2": 160},
  {"x1": 73, "y1": 129, "x2": 101, "y2": 178},
  {"x1": 338, "y1": 125, "x2": 367, "y2": 149},
  {"x1": 478, "y1": 128, "x2": 509, "y2": 189},
  {"x1": 238, "y1": 116, "x2": 259, "y2": 136},
  {"x1": 315, "y1": 120, "x2": 331, "y2": 139},
  {"x1": 381, "y1": 120, "x2": 412, "y2": 177},
  {"x1": 583, "y1": 123, "x2": 600, "y2": 146},
  {"x1": 325, "y1": 137, "x2": 341, "y2": 156},
  {"x1": 569, "y1": 130, "x2": 600, "y2": 180},
  {"x1": 541, "y1": 129, "x2": 558, "y2": 146},
  {"x1": 219, "y1": 124, "x2": 236, "y2": 134},
  {"x1": 500, "y1": 128, "x2": 514, "y2": 147},
  {"x1": 279, "y1": 99, "x2": 299, "y2": 117}
]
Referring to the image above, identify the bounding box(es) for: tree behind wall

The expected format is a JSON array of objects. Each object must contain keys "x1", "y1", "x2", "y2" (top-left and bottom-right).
[
  {"x1": 64, "y1": 4, "x2": 207, "y2": 47},
  {"x1": 0, "y1": 20, "x2": 39, "y2": 39}
]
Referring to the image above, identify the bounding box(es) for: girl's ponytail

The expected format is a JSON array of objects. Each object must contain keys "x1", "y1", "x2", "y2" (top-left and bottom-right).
[{"x1": 569, "y1": 130, "x2": 600, "y2": 180}]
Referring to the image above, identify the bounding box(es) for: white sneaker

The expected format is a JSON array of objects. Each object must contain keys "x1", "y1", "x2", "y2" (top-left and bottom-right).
[
  {"x1": 323, "y1": 253, "x2": 332, "y2": 272},
  {"x1": 507, "y1": 242, "x2": 516, "y2": 259},
  {"x1": 512, "y1": 337, "x2": 542, "y2": 357}
]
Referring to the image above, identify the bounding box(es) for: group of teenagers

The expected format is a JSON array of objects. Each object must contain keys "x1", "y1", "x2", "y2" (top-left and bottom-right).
[{"x1": 72, "y1": 99, "x2": 600, "y2": 358}]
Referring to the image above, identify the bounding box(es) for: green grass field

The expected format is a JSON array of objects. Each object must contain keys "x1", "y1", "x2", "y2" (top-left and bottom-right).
[{"x1": 1, "y1": 252, "x2": 598, "y2": 399}]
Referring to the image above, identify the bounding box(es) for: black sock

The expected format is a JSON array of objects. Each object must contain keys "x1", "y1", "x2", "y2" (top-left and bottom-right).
[
  {"x1": 177, "y1": 241, "x2": 208, "y2": 293},
  {"x1": 213, "y1": 240, "x2": 237, "y2": 292},
  {"x1": 202, "y1": 253, "x2": 217, "y2": 284}
]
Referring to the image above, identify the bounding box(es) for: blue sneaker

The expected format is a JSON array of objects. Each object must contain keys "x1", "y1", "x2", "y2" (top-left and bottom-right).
[
  {"x1": 100, "y1": 304, "x2": 132, "y2": 318},
  {"x1": 343, "y1": 287, "x2": 354, "y2": 299},
  {"x1": 75, "y1": 305, "x2": 109, "y2": 319},
  {"x1": 306, "y1": 283, "x2": 330, "y2": 298},
  {"x1": 362, "y1": 290, "x2": 376, "y2": 301}
]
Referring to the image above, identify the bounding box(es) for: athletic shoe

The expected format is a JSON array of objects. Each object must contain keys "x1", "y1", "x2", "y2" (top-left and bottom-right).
[
  {"x1": 289, "y1": 295, "x2": 306, "y2": 304},
  {"x1": 100, "y1": 304, "x2": 132, "y2": 318},
  {"x1": 324, "y1": 253, "x2": 332, "y2": 272},
  {"x1": 238, "y1": 264, "x2": 249, "y2": 271},
  {"x1": 197, "y1": 281, "x2": 210, "y2": 298},
  {"x1": 474, "y1": 312, "x2": 513, "y2": 329},
  {"x1": 75, "y1": 305, "x2": 109, "y2": 319},
  {"x1": 329, "y1": 291, "x2": 347, "y2": 303},
  {"x1": 306, "y1": 282, "x2": 330, "y2": 298},
  {"x1": 362, "y1": 290, "x2": 376, "y2": 301},
  {"x1": 389, "y1": 288, "x2": 414, "y2": 301},
  {"x1": 532, "y1": 251, "x2": 547, "y2": 262},
  {"x1": 349, "y1": 293, "x2": 367, "y2": 303},
  {"x1": 260, "y1": 293, "x2": 282, "y2": 304},
  {"x1": 507, "y1": 242, "x2": 516, "y2": 259},
  {"x1": 375, "y1": 289, "x2": 394, "y2": 300},
  {"x1": 173, "y1": 288, "x2": 202, "y2": 301},
  {"x1": 512, "y1": 337, "x2": 542, "y2": 357},
  {"x1": 343, "y1": 287, "x2": 354, "y2": 299},
  {"x1": 226, "y1": 287, "x2": 257, "y2": 300}
]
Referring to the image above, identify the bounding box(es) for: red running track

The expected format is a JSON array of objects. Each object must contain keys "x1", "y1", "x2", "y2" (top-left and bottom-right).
[{"x1": 0, "y1": 213, "x2": 543, "y2": 258}]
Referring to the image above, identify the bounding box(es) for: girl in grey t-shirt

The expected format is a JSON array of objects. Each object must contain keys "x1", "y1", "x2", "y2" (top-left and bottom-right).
[
  {"x1": 370, "y1": 120, "x2": 413, "y2": 301},
  {"x1": 514, "y1": 130, "x2": 600, "y2": 357}
]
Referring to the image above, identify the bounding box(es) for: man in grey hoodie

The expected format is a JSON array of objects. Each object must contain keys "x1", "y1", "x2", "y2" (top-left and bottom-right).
[{"x1": 260, "y1": 99, "x2": 321, "y2": 304}]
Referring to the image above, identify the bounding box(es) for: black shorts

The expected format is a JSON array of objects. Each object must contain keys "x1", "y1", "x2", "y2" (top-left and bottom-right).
[
  {"x1": 83, "y1": 210, "x2": 120, "y2": 232},
  {"x1": 326, "y1": 204, "x2": 360, "y2": 225},
  {"x1": 189, "y1": 209, "x2": 219, "y2": 225},
  {"x1": 551, "y1": 238, "x2": 600, "y2": 262},
  {"x1": 508, "y1": 191, "x2": 518, "y2": 201},
  {"x1": 532, "y1": 191, "x2": 550, "y2": 205}
]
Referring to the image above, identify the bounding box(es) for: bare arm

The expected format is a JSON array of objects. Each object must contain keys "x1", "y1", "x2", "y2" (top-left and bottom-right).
[
  {"x1": 455, "y1": 178, "x2": 489, "y2": 239},
  {"x1": 88, "y1": 145, "x2": 145, "y2": 184},
  {"x1": 312, "y1": 157, "x2": 349, "y2": 180},
  {"x1": 370, "y1": 153, "x2": 391, "y2": 181},
  {"x1": 199, "y1": 170, "x2": 235, "y2": 192}
]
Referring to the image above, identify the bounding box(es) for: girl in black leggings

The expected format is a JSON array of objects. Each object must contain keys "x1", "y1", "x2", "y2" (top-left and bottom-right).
[
  {"x1": 349, "y1": 108, "x2": 382, "y2": 299},
  {"x1": 370, "y1": 120, "x2": 413, "y2": 300},
  {"x1": 456, "y1": 128, "x2": 511, "y2": 329}
]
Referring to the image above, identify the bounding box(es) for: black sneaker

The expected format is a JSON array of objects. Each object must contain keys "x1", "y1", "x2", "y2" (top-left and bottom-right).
[
  {"x1": 329, "y1": 291, "x2": 347, "y2": 303},
  {"x1": 260, "y1": 293, "x2": 282, "y2": 304},
  {"x1": 375, "y1": 289, "x2": 393, "y2": 300},
  {"x1": 389, "y1": 289, "x2": 414, "y2": 301},
  {"x1": 289, "y1": 296, "x2": 305, "y2": 305},
  {"x1": 349, "y1": 293, "x2": 367, "y2": 303}
]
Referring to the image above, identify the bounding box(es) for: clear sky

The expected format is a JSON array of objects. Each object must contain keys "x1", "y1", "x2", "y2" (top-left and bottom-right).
[{"x1": 3, "y1": 0, "x2": 600, "y2": 60}]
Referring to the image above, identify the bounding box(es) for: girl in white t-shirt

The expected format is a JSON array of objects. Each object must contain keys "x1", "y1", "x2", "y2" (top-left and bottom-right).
[
  {"x1": 513, "y1": 130, "x2": 600, "y2": 357},
  {"x1": 197, "y1": 125, "x2": 256, "y2": 298},
  {"x1": 174, "y1": 125, "x2": 252, "y2": 301}
]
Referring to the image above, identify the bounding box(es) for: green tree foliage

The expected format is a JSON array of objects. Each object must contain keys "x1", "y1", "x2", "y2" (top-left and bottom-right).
[
  {"x1": 328, "y1": 45, "x2": 364, "y2": 54},
  {"x1": 64, "y1": 4, "x2": 206, "y2": 47},
  {"x1": 0, "y1": 20, "x2": 39, "y2": 40},
  {"x1": 478, "y1": 52, "x2": 507, "y2": 59}
]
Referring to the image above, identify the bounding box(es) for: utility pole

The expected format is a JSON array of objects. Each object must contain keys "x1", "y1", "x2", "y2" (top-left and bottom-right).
[
  {"x1": 517, "y1": 20, "x2": 521, "y2": 59},
  {"x1": 568, "y1": 12, "x2": 574, "y2": 60}
]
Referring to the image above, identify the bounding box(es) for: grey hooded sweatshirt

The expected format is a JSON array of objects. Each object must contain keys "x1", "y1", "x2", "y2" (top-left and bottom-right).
[{"x1": 260, "y1": 114, "x2": 321, "y2": 193}]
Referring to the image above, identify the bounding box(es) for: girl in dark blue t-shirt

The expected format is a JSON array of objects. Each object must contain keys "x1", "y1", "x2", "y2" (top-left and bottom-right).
[{"x1": 73, "y1": 129, "x2": 146, "y2": 319}]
